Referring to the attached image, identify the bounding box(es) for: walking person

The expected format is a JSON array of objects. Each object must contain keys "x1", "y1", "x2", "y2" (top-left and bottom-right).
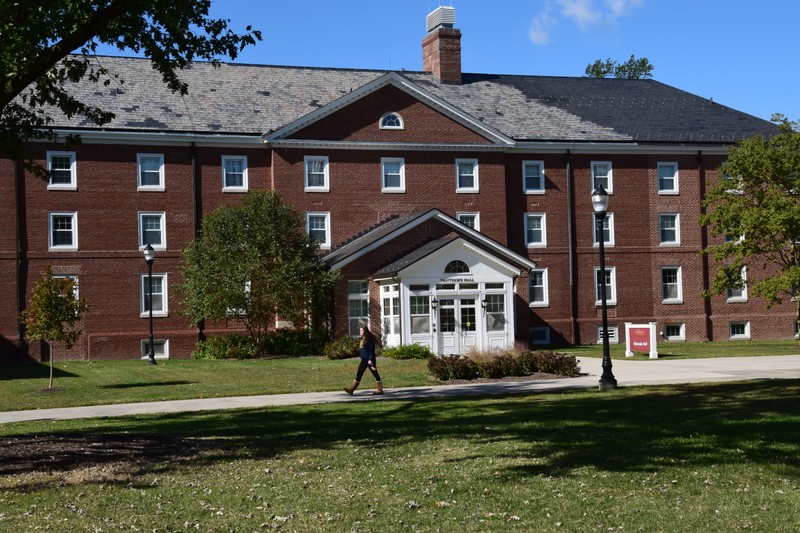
[{"x1": 344, "y1": 325, "x2": 384, "y2": 395}]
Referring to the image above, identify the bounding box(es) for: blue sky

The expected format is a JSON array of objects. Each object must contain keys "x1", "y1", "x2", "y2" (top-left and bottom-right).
[{"x1": 113, "y1": 1, "x2": 800, "y2": 122}]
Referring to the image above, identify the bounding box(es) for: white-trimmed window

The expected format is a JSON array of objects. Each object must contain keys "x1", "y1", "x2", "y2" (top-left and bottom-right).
[
  {"x1": 379, "y1": 112, "x2": 404, "y2": 129},
  {"x1": 456, "y1": 212, "x2": 480, "y2": 231},
  {"x1": 659, "y1": 213, "x2": 680, "y2": 245},
  {"x1": 523, "y1": 160, "x2": 545, "y2": 194},
  {"x1": 48, "y1": 212, "x2": 78, "y2": 251},
  {"x1": 304, "y1": 156, "x2": 329, "y2": 192},
  {"x1": 525, "y1": 213, "x2": 547, "y2": 247},
  {"x1": 729, "y1": 321, "x2": 750, "y2": 340},
  {"x1": 139, "y1": 212, "x2": 166, "y2": 250},
  {"x1": 593, "y1": 213, "x2": 615, "y2": 246},
  {"x1": 664, "y1": 323, "x2": 685, "y2": 341},
  {"x1": 222, "y1": 156, "x2": 248, "y2": 191},
  {"x1": 455, "y1": 159, "x2": 479, "y2": 193},
  {"x1": 381, "y1": 157, "x2": 405, "y2": 192},
  {"x1": 306, "y1": 212, "x2": 331, "y2": 249},
  {"x1": 658, "y1": 162, "x2": 679, "y2": 194},
  {"x1": 484, "y1": 293, "x2": 506, "y2": 332},
  {"x1": 726, "y1": 267, "x2": 748, "y2": 302},
  {"x1": 141, "y1": 273, "x2": 168, "y2": 317},
  {"x1": 141, "y1": 339, "x2": 169, "y2": 360},
  {"x1": 409, "y1": 295, "x2": 431, "y2": 335},
  {"x1": 137, "y1": 153, "x2": 164, "y2": 191},
  {"x1": 661, "y1": 266, "x2": 683, "y2": 303},
  {"x1": 528, "y1": 268, "x2": 549, "y2": 307},
  {"x1": 348, "y1": 280, "x2": 369, "y2": 337},
  {"x1": 596, "y1": 324, "x2": 619, "y2": 344},
  {"x1": 591, "y1": 161, "x2": 613, "y2": 193},
  {"x1": 594, "y1": 267, "x2": 617, "y2": 306},
  {"x1": 47, "y1": 151, "x2": 76, "y2": 190},
  {"x1": 529, "y1": 327, "x2": 551, "y2": 345},
  {"x1": 53, "y1": 274, "x2": 79, "y2": 299}
]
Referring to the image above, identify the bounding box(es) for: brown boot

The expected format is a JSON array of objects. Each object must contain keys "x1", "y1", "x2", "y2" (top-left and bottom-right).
[
  {"x1": 373, "y1": 381, "x2": 384, "y2": 395},
  {"x1": 343, "y1": 380, "x2": 359, "y2": 395}
]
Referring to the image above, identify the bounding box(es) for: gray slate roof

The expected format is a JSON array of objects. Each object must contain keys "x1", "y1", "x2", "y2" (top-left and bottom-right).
[{"x1": 56, "y1": 56, "x2": 776, "y2": 143}]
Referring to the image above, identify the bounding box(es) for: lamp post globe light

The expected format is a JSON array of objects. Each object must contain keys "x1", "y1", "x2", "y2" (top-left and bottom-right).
[
  {"x1": 591, "y1": 185, "x2": 617, "y2": 390},
  {"x1": 143, "y1": 243, "x2": 157, "y2": 366}
]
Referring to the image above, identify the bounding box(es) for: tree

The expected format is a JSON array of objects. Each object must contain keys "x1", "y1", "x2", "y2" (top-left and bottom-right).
[
  {"x1": 0, "y1": 0, "x2": 261, "y2": 166},
  {"x1": 700, "y1": 115, "x2": 800, "y2": 328},
  {"x1": 19, "y1": 267, "x2": 88, "y2": 389},
  {"x1": 584, "y1": 55, "x2": 654, "y2": 79},
  {"x1": 179, "y1": 191, "x2": 339, "y2": 353}
]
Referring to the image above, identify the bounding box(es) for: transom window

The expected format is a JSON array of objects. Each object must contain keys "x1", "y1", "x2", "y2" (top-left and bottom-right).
[
  {"x1": 658, "y1": 162, "x2": 679, "y2": 193},
  {"x1": 222, "y1": 156, "x2": 248, "y2": 191},
  {"x1": 523, "y1": 161, "x2": 545, "y2": 193},
  {"x1": 455, "y1": 159, "x2": 479, "y2": 192},
  {"x1": 304, "y1": 156, "x2": 329, "y2": 192},
  {"x1": 139, "y1": 212, "x2": 166, "y2": 250},
  {"x1": 49, "y1": 212, "x2": 78, "y2": 250},
  {"x1": 444, "y1": 260, "x2": 470, "y2": 274},
  {"x1": 379, "y1": 112, "x2": 404, "y2": 129},
  {"x1": 306, "y1": 212, "x2": 331, "y2": 249},
  {"x1": 47, "y1": 151, "x2": 77, "y2": 189},
  {"x1": 381, "y1": 157, "x2": 405, "y2": 192},
  {"x1": 137, "y1": 153, "x2": 164, "y2": 191},
  {"x1": 591, "y1": 161, "x2": 613, "y2": 193}
]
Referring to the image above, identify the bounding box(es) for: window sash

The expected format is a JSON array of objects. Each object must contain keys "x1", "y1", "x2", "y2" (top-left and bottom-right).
[
  {"x1": 594, "y1": 267, "x2": 616, "y2": 305},
  {"x1": 381, "y1": 158, "x2": 404, "y2": 190},
  {"x1": 529, "y1": 269, "x2": 548, "y2": 304},
  {"x1": 456, "y1": 159, "x2": 478, "y2": 191},
  {"x1": 525, "y1": 214, "x2": 545, "y2": 246},
  {"x1": 591, "y1": 162, "x2": 612, "y2": 192},
  {"x1": 137, "y1": 154, "x2": 164, "y2": 189},
  {"x1": 523, "y1": 161, "x2": 544, "y2": 192},
  {"x1": 658, "y1": 163, "x2": 678, "y2": 192},
  {"x1": 141, "y1": 274, "x2": 167, "y2": 315},
  {"x1": 660, "y1": 214, "x2": 679, "y2": 244},
  {"x1": 139, "y1": 213, "x2": 165, "y2": 248},
  {"x1": 305, "y1": 157, "x2": 329, "y2": 190},
  {"x1": 49, "y1": 212, "x2": 77, "y2": 249},
  {"x1": 223, "y1": 157, "x2": 247, "y2": 189},
  {"x1": 661, "y1": 267, "x2": 681, "y2": 301}
]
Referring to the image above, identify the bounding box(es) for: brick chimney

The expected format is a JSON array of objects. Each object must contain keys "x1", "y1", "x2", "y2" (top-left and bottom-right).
[{"x1": 422, "y1": 6, "x2": 461, "y2": 84}]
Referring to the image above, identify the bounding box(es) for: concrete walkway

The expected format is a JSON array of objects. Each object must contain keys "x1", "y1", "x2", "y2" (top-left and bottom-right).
[{"x1": 2, "y1": 355, "x2": 800, "y2": 424}]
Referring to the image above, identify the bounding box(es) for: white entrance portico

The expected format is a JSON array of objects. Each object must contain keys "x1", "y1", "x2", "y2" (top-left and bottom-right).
[{"x1": 375, "y1": 238, "x2": 522, "y2": 355}]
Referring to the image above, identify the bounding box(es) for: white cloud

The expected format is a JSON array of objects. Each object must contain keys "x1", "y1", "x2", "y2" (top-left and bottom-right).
[{"x1": 528, "y1": 0, "x2": 644, "y2": 45}]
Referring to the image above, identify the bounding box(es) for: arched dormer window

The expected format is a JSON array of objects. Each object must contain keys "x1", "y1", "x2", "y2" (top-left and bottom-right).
[
  {"x1": 444, "y1": 260, "x2": 470, "y2": 274},
  {"x1": 380, "y1": 112, "x2": 404, "y2": 130}
]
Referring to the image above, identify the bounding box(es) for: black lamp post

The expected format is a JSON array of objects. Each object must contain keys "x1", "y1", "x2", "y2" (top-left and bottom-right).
[
  {"x1": 592, "y1": 186, "x2": 617, "y2": 390},
  {"x1": 143, "y1": 243, "x2": 157, "y2": 366}
]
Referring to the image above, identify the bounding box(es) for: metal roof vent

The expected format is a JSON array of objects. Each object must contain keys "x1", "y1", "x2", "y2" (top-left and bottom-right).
[{"x1": 426, "y1": 6, "x2": 455, "y2": 32}]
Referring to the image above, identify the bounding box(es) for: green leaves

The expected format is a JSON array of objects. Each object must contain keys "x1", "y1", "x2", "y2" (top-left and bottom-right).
[
  {"x1": 584, "y1": 55, "x2": 654, "y2": 79},
  {"x1": 19, "y1": 266, "x2": 88, "y2": 349}
]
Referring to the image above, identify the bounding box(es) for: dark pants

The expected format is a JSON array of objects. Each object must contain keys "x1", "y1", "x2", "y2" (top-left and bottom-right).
[{"x1": 355, "y1": 359, "x2": 381, "y2": 383}]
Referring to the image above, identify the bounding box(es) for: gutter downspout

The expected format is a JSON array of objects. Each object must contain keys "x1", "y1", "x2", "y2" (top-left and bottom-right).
[
  {"x1": 566, "y1": 149, "x2": 579, "y2": 344},
  {"x1": 190, "y1": 142, "x2": 206, "y2": 342},
  {"x1": 698, "y1": 150, "x2": 713, "y2": 341},
  {"x1": 14, "y1": 158, "x2": 29, "y2": 360}
]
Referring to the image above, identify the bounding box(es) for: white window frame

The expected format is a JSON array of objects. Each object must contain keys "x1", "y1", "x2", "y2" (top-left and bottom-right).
[
  {"x1": 48, "y1": 211, "x2": 78, "y2": 251},
  {"x1": 46, "y1": 151, "x2": 77, "y2": 190},
  {"x1": 304, "y1": 156, "x2": 329, "y2": 192},
  {"x1": 456, "y1": 212, "x2": 480, "y2": 231},
  {"x1": 222, "y1": 155, "x2": 249, "y2": 192},
  {"x1": 529, "y1": 326, "x2": 551, "y2": 345},
  {"x1": 381, "y1": 157, "x2": 405, "y2": 193},
  {"x1": 729, "y1": 321, "x2": 751, "y2": 340},
  {"x1": 53, "y1": 274, "x2": 79, "y2": 299},
  {"x1": 663, "y1": 323, "x2": 685, "y2": 341},
  {"x1": 528, "y1": 268, "x2": 549, "y2": 307},
  {"x1": 594, "y1": 266, "x2": 617, "y2": 306},
  {"x1": 522, "y1": 160, "x2": 545, "y2": 194},
  {"x1": 140, "y1": 273, "x2": 168, "y2": 317},
  {"x1": 726, "y1": 267, "x2": 748, "y2": 302},
  {"x1": 661, "y1": 266, "x2": 683, "y2": 304},
  {"x1": 524, "y1": 213, "x2": 547, "y2": 247},
  {"x1": 348, "y1": 280, "x2": 370, "y2": 337},
  {"x1": 596, "y1": 324, "x2": 619, "y2": 344},
  {"x1": 137, "y1": 153, "x2": 165, "y2": 191},
  {"x1": 455, "y1": 158, "x2": 479, "y2": 193},
  {"x1": 306, "y1": 211, "x2": 331, "y2": 249},
  {"x1": 657, "y1": 162, "x2": 679, "y2": 194},
  {"x1": 591, "y1": 161, "x2": 613, "y2": 194},
  {"x1": 659, "y1": 213, "x2": 681, "y2": 246},
  {"x1": 138, "y1": 212, "x2": 167, "y2": 251},
  {"x1": 592, "y1": 212, "x2": 615, "y2": 247},
  {"x1": 379, "y1": 112, "x2": 404, "y2": 130},
  {"x1": 140, "y1": 339, "x2": 169, "y2": 360}
]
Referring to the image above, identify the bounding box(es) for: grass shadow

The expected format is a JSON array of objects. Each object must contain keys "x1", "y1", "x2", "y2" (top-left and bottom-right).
[
  {"x1": 98, "y1": 380, "x2": 195, "y2": 389},
  {"x1": 0, "y1": 363, "x2": 79, "y2": 380}
]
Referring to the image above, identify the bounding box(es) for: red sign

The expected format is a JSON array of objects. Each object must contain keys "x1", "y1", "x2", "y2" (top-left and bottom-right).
[{"x1": 629, "y1": 327, "x2": 651, "y2": 352}]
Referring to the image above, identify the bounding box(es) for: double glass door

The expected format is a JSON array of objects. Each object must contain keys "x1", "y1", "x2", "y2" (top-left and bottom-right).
[{"x1": 438, "y1": 297, "x2": 478, "y2": 355}]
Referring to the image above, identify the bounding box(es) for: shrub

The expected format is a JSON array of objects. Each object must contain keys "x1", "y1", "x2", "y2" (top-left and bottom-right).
[
  {"x1": 427, "y1": 355, "x2": 479, "y2": 381},
  {"x1": 382, "y1": 344, "x2": 434, "y2": 360},
  {"x1": 324, "y1": 336, "x2": 360, "y2": 360},
  {"x1": 192, "y1": 333, "x2": 257, "y2": 360},
  {"x1": 471, "y1": 353, "x2": 524, "y2": 378},
  {"x1": 528, "y1": 350, "x2": 580, "y2": 375},
  {"x1": 261, "y1": 328, "x2": 328, "y2": 356}
]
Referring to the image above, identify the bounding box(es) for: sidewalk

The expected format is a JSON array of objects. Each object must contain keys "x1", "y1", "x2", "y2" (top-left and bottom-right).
[{"x1": 2, "y1": 355, "x2": 800, "y2": 424}]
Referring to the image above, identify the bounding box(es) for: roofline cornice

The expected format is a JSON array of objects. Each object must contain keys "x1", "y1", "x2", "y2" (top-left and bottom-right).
[
  {"x1": 512, "y1": 141, "x2": 731, "y2": 155},
  {"x1": 267, "y1": 139, "x2": 508, "y2": 152},
  {"x1": 42, "y1": 129, "x2": 264, "y2": 148}
]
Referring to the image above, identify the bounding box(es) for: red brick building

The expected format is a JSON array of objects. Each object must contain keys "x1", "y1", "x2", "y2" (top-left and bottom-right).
[{"x1": 0, "y1": 7, "x2": 787, "y2": 363}]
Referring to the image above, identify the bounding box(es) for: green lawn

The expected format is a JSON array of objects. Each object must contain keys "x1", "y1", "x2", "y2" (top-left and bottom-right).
[
  {"x1": 563, "y1": 339, "x2": 800, "y2": 359},
  {"x1": 1, "y1": 380, "x2": 798, "y2": 531}
]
